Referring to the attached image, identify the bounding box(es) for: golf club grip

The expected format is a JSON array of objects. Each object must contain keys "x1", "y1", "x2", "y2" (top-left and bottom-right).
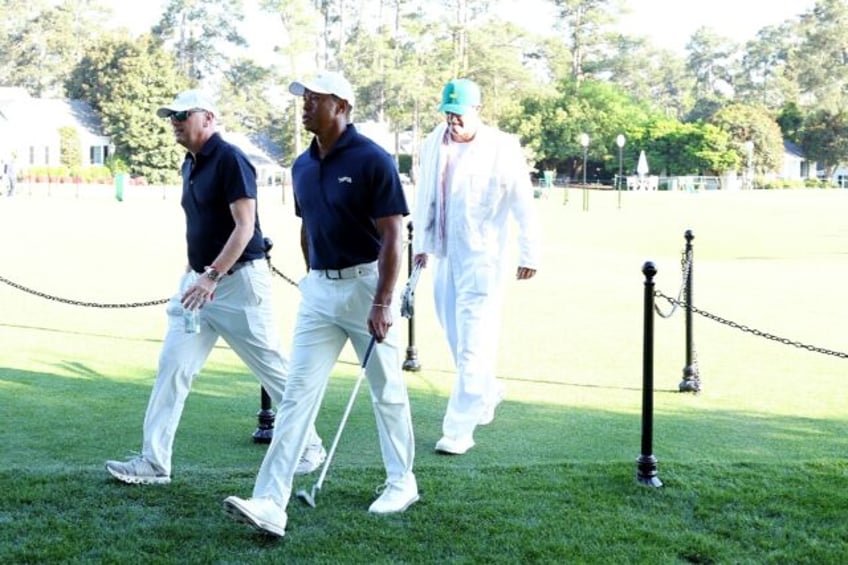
[
  {"x1": 361, "y1": 335, "x2": 377, "y2": 368},
  {"x1": 314, "y1": 335, "x2": 378, "y2": 490}
]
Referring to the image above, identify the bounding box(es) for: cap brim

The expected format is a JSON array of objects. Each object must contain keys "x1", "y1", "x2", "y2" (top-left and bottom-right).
[
  {"x1": 439, "y1": 103, "x2": 472, "y2": 115},
  {"x1": 289, "y1": 80, "x2": 333, "y2": 96}
]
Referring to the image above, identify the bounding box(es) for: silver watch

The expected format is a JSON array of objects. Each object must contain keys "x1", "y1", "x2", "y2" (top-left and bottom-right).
[{"x1": 204, "y1": 266, "x2": 223, "y2": 282}]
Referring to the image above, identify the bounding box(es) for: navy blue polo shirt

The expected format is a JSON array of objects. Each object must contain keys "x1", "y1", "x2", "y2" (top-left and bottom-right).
[
  {"x1": 180, "y1": 133, "x2": 266, "y2": 272},
  {"x1": 292, "y1": 124, "x2": 409, "y2": 270}
]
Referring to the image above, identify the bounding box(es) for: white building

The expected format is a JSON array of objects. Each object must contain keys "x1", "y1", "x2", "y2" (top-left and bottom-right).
[{"x1": 0, "y1": 87, "x2": 111, "y2": 169}]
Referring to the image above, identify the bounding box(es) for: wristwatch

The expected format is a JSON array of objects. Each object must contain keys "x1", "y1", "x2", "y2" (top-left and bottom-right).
[{"x1": 203, "y1": 266, "x2": 223, "y2": 283}]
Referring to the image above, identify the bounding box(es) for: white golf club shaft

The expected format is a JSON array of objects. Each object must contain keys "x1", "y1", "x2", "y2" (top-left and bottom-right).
[{"x1": 310, "y1": 335, "x2": 377, "y2": 494}]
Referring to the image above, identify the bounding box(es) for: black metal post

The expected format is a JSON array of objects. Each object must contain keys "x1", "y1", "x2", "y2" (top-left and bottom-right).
[
  {"x1": 253, "y1": 236, "x2": 277, "y2": 443},
  {"x1": 637, "y1": 261, "x2": 662, "y2": 487},
  {"x1": 252, "y1": 387, "x2": 275, "y2": 443},
  {"x1": 403, "y1": 221, "x2": 421, "y2": 372},
  {"x1": 617, "y1": 144, "x2": 623, "y2": 210},
  {"x1": 582, "y1": 146, "x2": 589, "y2": 212},
  {"x1": 679, "y1": 230, "x2": 700, "y2": 392}
]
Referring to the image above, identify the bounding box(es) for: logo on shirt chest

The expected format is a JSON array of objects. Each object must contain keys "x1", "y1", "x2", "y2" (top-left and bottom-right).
[{"x1": 338, "y1": 176, "x2": 353, "y2": 184}]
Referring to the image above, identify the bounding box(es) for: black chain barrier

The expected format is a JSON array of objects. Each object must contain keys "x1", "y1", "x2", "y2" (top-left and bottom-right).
[
  {"x1": 267, "y1": 262, "x2": 300, "y2": 288},
  {"x1": 655, "y1": 291, "x2": 848, "y2": 359},
  {"x1": 654, "y1": 248, "x2": 691, "y2": 319},
  {"x1": 0, "y1": 258, "x2": 300, "y2": 309}
]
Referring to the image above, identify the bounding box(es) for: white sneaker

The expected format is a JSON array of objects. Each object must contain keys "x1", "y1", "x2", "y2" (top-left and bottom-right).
[
  {"x1": 478, "y1": 386, "x2": 506, "y2": 426},
  {"x1": 223, "y1": 496, "x2": 287, "y2": 537},
  {"x1": 295, "y1": 442, "x2": 327, "y2": 475},
  {"x1": 368, "y1": 476, "x2": 419, "y2": 514},
  {"x1": 434, "y1": 435, "x2": 475, "y2": 455},
  {"x1": 105, "y1": 455, "x2": 171, "y2": 485}
]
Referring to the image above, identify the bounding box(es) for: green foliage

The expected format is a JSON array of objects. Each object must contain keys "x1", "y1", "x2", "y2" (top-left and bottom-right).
[
  {"x1": 58, "y1": 126, "x2": 81, "y2": 169},
  {"x1": 735, "y1": 22, "x2": 798, "y2": 111},
  {"x1": 22, "y1": 164, "x2": 113, "y2": 183},
  {"x1": 218, "y1": 58, "x2": 277, "y2": 133},
  {"x1": 777, "y1": 101, "x2": 804, "y2": 144},
  {"x1": 152, "y1": 0, "x2": 247, "y2": 81},
  {"x1": 0, "y1": 0, "x2": 110, "y2": 96},
  {"x1": 602, "y1": 37, "x2": 696, "y2": 120},
  {"x1": 709, "y1": 103, "x2": 785, "y2": 175},
  {"x1": 105, "y1": 154, "x2": 130, "y2": 175},
  {"x1": 632, "y1": 116, "x2": 738, "y2": 176},
  {"x1": 502, "y1": 78, "x2": 653, "y2": 177},
  {"x1": 802, "y1": 108, "x2": 848, "y2": 176},
  {"x1": 66, "y1": 33, "x2": 189, "y2": 184},
  {"x1": 686, "y1": 27, "x2": 737, "y2": 100},
  {"x1": 794, "y1": 0, "x2": 848, "y2": 112}
]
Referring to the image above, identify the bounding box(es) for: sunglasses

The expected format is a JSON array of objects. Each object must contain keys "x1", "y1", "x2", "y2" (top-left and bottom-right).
[{"x1": 169, "y1": 109, "x2": 203, "y2": 122}]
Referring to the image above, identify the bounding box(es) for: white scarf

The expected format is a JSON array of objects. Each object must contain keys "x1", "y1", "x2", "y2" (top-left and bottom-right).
[{"x1": 412, "y1": 122, "x2": 450, "y2": 257}]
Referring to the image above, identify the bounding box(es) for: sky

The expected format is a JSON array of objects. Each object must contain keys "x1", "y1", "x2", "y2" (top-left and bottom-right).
[
  {"x1": 611, "y1": 0, "x2": 815, "y2": 52},
  {"x1": 106, "y1": 0, "x2": 816, "y2": 57}
]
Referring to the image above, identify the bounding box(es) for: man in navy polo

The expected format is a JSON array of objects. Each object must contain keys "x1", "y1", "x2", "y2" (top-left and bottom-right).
[
  {"x1": 224, "y1": 71, "x2": 418, "y2": 538},
  {"x1": 105, "y1": 90, "x2": 325, "y2": 485}
]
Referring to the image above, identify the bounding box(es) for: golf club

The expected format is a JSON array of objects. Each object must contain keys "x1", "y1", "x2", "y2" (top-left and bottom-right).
[
  {"x1": 296, "y1": 335, "x2": 377, "y2": 508},
  {"x1": 400, "y1": 262, "x2": 422, "y2": 319}
]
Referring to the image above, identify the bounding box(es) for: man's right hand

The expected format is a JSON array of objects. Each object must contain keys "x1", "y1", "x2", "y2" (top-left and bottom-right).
[{"x1": 413, "y1": 253, "x2": 429, "y2": 268}]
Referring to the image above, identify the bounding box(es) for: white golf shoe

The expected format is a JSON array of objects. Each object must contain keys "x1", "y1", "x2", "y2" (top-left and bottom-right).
[
  {"x1": 434, "y1": 435, "x2": 475, "y2": 455},
  {"x1": 368, "y1": 475, "x2": 419, "y2": 514},
  {"x1": 105, "y1": 455, "x2": 171, "y2": 485},
  {"x1": 223, "y1": 496, "x2": 287, "y2": 538},
  {"x1": 295, "y1": 442, "x2": 327, "y2": 475}
]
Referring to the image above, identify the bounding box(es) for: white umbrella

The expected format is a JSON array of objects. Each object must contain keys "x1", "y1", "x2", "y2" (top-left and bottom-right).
[{"x1": 637, "y1": 150, "x2": 649, "y2": 177}]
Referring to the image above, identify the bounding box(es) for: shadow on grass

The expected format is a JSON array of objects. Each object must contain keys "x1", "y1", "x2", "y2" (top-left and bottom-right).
[{"x1": 2, "y1": 365, "x2": 846, "y2": 473}]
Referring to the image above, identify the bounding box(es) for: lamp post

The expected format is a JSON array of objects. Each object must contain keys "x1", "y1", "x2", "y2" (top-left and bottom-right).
[
  {"x1": 579, "y1": 133, "x2": 589, "y2": 211},
  {"x1": 744, "y1": 140, "x2": 754, "y2": 190},
  {"x1": 616, "y1": 134, "x2": 626, "y2": 209}
]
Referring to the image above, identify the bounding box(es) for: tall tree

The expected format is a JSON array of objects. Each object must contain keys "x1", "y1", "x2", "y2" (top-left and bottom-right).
[
  {"x1": 548, "y1": 0, "x2": 623, "y2": 84},
  {"x1": 735, "y1": 23, "x2": 800, "y2": 111},
  {"x1": 0, "y1": 0, "x2": 110, "y2": 96},
  {"x1": 435, "y1": 0, "x2": 494, "y2": 77},
  {"x1": 793, "y1": 0, "x2": 848, "y2": 112},
  {"x1": 802, "y1": 109, "x2": 848, "y2": 177},
  {"x1": 685, "y1": 26, "x2": 737, "y2": 100},
  {"x1": 67, "y1": 34, "x2": 190, "y2": 183},
  {"x1": 601, "y1": 36, "x2": 695, "y2": 120},
  {"x1": 260, "y1": 0, "x2": 322, "y2": 161},
  {"x1": 153, "y1": 0, "x2": 247, "y2": 82},
  {"x1": 217, "y1": 59, "x2": 278, "y2": 134},
  {"x1": 709, "y1": 103, "x2": 785, "y2": 175}
]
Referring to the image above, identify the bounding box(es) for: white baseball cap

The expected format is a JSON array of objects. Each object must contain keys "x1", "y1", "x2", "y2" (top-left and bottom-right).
[
  {"x1": 289, "y1": 71, "x2": 355, "y2": 108},
  {"x1": 156, "y1": 89, "x2": 219, "y2": 118}
]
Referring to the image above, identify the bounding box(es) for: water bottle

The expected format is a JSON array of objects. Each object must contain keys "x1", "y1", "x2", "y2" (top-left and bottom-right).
[{"x1": 183, "y1": 307, "x2": 200, "y2": 334}]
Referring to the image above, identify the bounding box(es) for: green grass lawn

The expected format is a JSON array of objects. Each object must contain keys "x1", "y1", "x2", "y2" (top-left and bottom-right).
[{"x1": 1, "y1": 187, "x2": 847, "y2": 563}]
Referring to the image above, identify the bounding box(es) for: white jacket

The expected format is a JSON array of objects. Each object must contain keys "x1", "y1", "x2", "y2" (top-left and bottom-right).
[{"x1": 412, "y1": 122, "x2": 541, "y2": 269}]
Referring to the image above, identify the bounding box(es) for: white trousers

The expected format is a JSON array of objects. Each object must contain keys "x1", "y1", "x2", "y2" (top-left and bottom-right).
[
  {"x1": 251, "y1": 264, "x2": 416, "y2": 508},
  {"x1": 141, "y1": 261, "x2": 310, "y2": 476},
  {"x1": 433, "y1": 256, "x2": 505, "y2": 440}
]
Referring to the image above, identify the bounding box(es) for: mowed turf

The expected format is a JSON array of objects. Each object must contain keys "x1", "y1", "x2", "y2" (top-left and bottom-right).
[{"x1": 1, "y1": 185, "x2": 846, "y2": 563}]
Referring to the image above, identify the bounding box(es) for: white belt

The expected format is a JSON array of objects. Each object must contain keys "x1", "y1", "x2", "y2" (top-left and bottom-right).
[{"x1": 314, "y1": 262, "x2": 377, "y2": 280}]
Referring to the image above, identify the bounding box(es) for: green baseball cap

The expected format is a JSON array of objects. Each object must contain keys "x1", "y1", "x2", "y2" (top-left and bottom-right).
[{"x1": 438, "y1": 78, "x2": 481, "y2": 115}]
